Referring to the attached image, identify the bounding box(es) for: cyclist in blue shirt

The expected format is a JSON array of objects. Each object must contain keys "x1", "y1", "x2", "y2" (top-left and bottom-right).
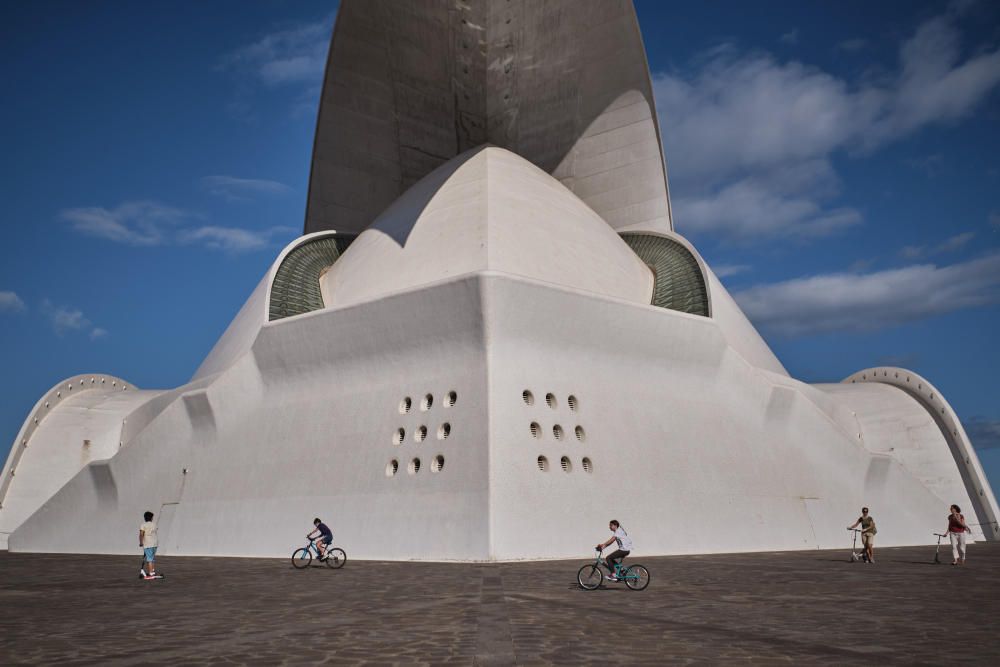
[{"x1": 307, "y1": 518, "x2": 334, "y2": 560}]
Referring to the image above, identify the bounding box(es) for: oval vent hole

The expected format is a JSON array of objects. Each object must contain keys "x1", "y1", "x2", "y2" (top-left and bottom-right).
[
  {"x1": 415, "y1": 426, "x2": 427, "y2": 442},
  {"x1": 438, "y1": 423, "x2": 451, "y2": 440},
  {"x1": 522, "y1": 390, "x2": 534, "y2": 406},
  {"x1": 553, "y1": 425, "x2": 564, "y2": 440},
  {"x1": 409, "y1": 458, "x2": 421, "y2": 475},
  {"x1": 537, "y1": 455, "x2": 548, "y2": 472},
  {"x1": 386, "y1": 460, "x2": 399, "y2": 477},
  {"x1": 421, "y1": 394, "x2": 433, "y2": 411},
  {"x1": 545, "y1": 393, "x2": 557, "y2": 409},
  {"x1": 393, "y1": 428, "x2": 405, "y2": 445},
  {"x1": 568, "y1": 395, "x2": 578, "y2": 412},
  {"x1": 530, "y1": 422, "x2": 541, "y2": 439},
  {"x1": 560, "y1": 456, "x2": 572, "y2": 472},
  {"x1": 582, "y1": 457, "x2": 593, "y2": 473},
  {"x1": 399, "y1": 397, "x2": 412, "y2": 414},
  {"x1": 432, "y1": 455, "x2": 445, "y2": 473}
]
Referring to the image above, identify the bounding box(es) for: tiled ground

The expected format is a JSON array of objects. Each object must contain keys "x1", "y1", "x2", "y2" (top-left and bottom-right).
[{"x1": 1, "y1": 543, "x2": 998, "y2": 665}]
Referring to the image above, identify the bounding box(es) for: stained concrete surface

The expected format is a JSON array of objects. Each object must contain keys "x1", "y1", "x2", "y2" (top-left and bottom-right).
[{"x1": 1, "y1": 544, "x2": 998, "y2": 665}]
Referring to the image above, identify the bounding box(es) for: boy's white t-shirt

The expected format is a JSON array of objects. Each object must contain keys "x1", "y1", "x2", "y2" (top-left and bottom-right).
[
  {"x1": 613, "y1": 527, "x2": 633, "y2": 551},
  {"x1": 140, "y1": 521, "x2": 158, "y2": 548}
]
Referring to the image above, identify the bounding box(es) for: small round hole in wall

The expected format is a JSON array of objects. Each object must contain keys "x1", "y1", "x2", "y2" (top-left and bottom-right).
[
  {"x1": 44, "y1": 402, "x2": 49, "y2": 408},
  {"x1": 415, "y1": 426, "x2": 428, "y2": 442},
  {"x1": 575, "y1": 426, "x2": 585, "y2": 442},
  {"x1": 568, "y1": 395, "x2": 578, "y2": 412},
  {"x1": 522, "y1": 390, "x2": 534, "y2": 406},
  {"x1": 399, "y1": 397, "x2": 412, "y2": 414},
  {"x1": 537, "y1": 455, "x2": 548, "y2": 472},
  {"x1": 545, "y1": 393, "x2": 557, "y2": 409},
  {"x1": 582, "y1": 457, "x2": 593, "y2": 473},
  {"x1": 432, "y1": 455, "x2": 445, "y2": 472},
  {"x1": 438, "y1": 423, "x2": 451, "y2": 440},
  {"x1": 553, "y1": 424, "x2": 564, "y2": 440},
  {"x1": 445, "y1": 391, "x2": 457, "y2": 407},
  {"x1": 393, "y1": 428, "x2": 405, "y2": 445},
  {"x1": 530, "y1": 422, "x2": 541, "y2": 438},
  {"x1": 560, "y1": 456, "x2": 572, "y2": 472},
  {"x1": 386, "y1": 460, "x2": 398, "y2": 477},
  {"x1": 421, "y1": 394, "x2": 433, "y2": 411},
  {"x1": 409, "y1": 458, "x2": 421, "y2": 475}
]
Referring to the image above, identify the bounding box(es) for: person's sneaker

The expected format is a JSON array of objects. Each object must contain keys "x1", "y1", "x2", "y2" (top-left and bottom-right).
[
  {"x1": 139, "y1": 569, "x2": 147, "y2": 577},
  {"x1": 143, "y1": 574, "x2": 157, "y2": 580},
  {"x1": 607, "y1": 576, "x2": 618, "y2": 582}
]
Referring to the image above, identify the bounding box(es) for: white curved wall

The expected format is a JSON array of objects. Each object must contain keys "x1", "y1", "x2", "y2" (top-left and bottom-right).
[
  {"x1": 322, "y1": 146, "x2": 654, "y2": 308},
  {"x1": 0, "y1": 375, "x2": 159, "y2": 548}
]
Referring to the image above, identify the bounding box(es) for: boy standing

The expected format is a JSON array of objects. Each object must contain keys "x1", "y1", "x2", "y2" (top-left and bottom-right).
[{"x1": 139, "y1": 511, "x2": 160, "y2": 579}]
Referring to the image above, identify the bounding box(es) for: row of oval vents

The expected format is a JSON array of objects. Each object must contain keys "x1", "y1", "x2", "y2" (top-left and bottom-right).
[
  {"x1": 523, "y1": 390, "x2": 578, "y2": 411},
  {"x1": 399, "y1": 391, "x2": 456, "y2": 414},
  {"x1": 385, "y1": 455, "x2": 593, "y2": 477}
]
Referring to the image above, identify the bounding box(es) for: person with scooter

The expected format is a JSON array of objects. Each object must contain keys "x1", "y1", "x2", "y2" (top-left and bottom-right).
[
  {"x1": 945, "y1": 504, "x2": 971, "y2": 565},
  {"x1": 847, "y1": 507, "x2": 877, "y2": 564}
]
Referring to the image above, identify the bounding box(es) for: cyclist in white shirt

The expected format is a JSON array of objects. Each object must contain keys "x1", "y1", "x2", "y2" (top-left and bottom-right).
[{"x1": 596, "y1": 519, "x2": 633, "y2": 581}]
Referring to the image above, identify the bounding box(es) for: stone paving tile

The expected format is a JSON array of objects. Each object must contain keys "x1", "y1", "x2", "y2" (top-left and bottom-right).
[{"x1": 1, "y1": 544, "x2": 998, "y2": 665}]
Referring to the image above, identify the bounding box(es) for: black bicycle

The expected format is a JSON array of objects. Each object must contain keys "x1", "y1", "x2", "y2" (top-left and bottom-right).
[{"x1": 577, "y1": 548, "x2": 649, "y2": 591}]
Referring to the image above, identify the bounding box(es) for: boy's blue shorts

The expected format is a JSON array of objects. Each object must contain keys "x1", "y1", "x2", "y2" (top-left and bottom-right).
[{"x1": 144, "y1": 547, "x2": 157, "y2": 561}]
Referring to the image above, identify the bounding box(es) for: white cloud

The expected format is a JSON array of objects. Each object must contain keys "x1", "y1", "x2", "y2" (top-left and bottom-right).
[
  {"x1": 41, "y1": 300, "x2": 91, "y2": 335},
  {"x1": 89, "y1": 327, "x2": 108, "y2": 340},
  {"x1": 178, "y1": 226, "x2": 294, "y2": 253},
  {"x1": 733, "y1": 252, "x2": 1000, "y2": 337},
  {"x1": 837, "y1": 38, "x2": 867, "y2": 53},
  {"x1": 965, "y1": 417, "x2": 1000, "y2": 450},
  {"x1": 899, "y1": 231, "x2": 975, "y2": 259},
  {"x1": 654, "y1": 7, "x2": 1000, "y2": 242},
  {"x1": 60, "y1": 201, "x2": 187, "y2": 246},
  {"x1": 780, "y1": 29, "x2": 799, "y2": 45},
  {"x1": 202, "y1": 175, "x2": 292, "y2": 201},
  {"x1": 219, "y1": 18, "x2": 332, "y2": 86},
  {"x1": 713, "y1": 264, "x2": 752, "y2": 279},
  {"x1": 1, "y1": 291, "x2": 25, "y2": 312},
  {"x1": 62, "y1": 200, "x2": 289, "y2": 253}
]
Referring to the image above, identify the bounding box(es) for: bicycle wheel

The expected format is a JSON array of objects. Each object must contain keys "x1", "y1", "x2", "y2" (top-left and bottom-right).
[
  {"x1": 577, "y1": 564, "x2": 604, "y2": 590},
  {"x1": 624, "y1": 564, "x2": 649, "y2": 591},
  {"x1": 325, "y1": 548, "x2": 347, "y2": 569},
  {"x1": 291, "y1": 548, "x2": 312, "y2": 569}
]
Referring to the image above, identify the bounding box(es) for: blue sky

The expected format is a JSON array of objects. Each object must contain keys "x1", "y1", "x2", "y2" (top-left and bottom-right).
[{"x1": 2, "y1": 1, "x2": 999, "y2": 488}]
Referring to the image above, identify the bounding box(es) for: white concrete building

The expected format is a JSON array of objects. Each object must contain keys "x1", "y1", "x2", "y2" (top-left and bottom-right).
[{"x1": 2, "y1": 1, "x2": 996, "y2": 559}]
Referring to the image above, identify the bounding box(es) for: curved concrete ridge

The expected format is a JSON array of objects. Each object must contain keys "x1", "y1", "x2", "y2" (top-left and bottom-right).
[
  {"x1": 0, "y1": 374, "x2": 141, "y2": 548},
  {"x1": 843, "y1": 367, "x2": 1000, "y2": 540},
  {"x1": 194, "y1": 231, "x2": 345, "y2": 381}
]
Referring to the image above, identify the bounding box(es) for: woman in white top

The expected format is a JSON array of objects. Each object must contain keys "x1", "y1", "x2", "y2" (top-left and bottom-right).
[{"x1": 596, "y1": 519, "x2": 633, "y2": 580}]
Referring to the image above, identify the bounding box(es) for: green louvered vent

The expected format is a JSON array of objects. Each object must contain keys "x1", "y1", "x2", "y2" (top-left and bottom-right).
[
  {"x1": 620, "y1": 233, "x2": 710, "y2": 317},
  {"x1": 268, "y1": 235, "x2": 354, "y2": 321}
]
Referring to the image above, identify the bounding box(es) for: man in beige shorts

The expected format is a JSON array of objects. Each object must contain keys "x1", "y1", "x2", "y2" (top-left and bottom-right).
[{"x1": 848, "y1": 507, "x2": 877, "y2": 563}]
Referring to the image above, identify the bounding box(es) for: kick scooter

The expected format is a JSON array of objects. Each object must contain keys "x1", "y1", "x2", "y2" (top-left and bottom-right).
[
  {"x1": 848, "y1": 528, "x2": 869, "y2": 563},
  {"x1": 933, "y1": 533, "x2": 947, "y2": 564}
]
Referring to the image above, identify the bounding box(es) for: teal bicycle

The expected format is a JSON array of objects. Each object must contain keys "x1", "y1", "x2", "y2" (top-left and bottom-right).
[
  {"x1": 577, "y1": 548, "x2": 650, "y2": 590},
  {"x1": 291, "y1": 539, "x2": 346, "y2": 569}
]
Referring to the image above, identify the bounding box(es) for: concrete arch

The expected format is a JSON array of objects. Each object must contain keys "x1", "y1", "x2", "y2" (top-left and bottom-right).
[
  {"x1": 843, "y1": 367, "x2": 1000, "y2": 540},
  {"x1": 306, "y1": 0, "x2": 671, "y2": 235},
  {"x1": 0, "y1": 374, "x2": 155, "y2": 548}
]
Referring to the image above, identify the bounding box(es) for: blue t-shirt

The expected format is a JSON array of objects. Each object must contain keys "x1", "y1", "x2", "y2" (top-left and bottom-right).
[{"x1": 317, "y1": 522, "x2": 333, "y2": 540}]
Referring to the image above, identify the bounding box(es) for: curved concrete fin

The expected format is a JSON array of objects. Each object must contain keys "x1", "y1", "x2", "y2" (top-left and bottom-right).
[{"x1": 306, "y1": 0, "x2": 671, "y2": 236}]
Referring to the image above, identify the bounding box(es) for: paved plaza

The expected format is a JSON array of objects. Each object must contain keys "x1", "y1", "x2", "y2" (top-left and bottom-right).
[{"x1": 1, "y1": 543, "x2": 998, "y2": 665}]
